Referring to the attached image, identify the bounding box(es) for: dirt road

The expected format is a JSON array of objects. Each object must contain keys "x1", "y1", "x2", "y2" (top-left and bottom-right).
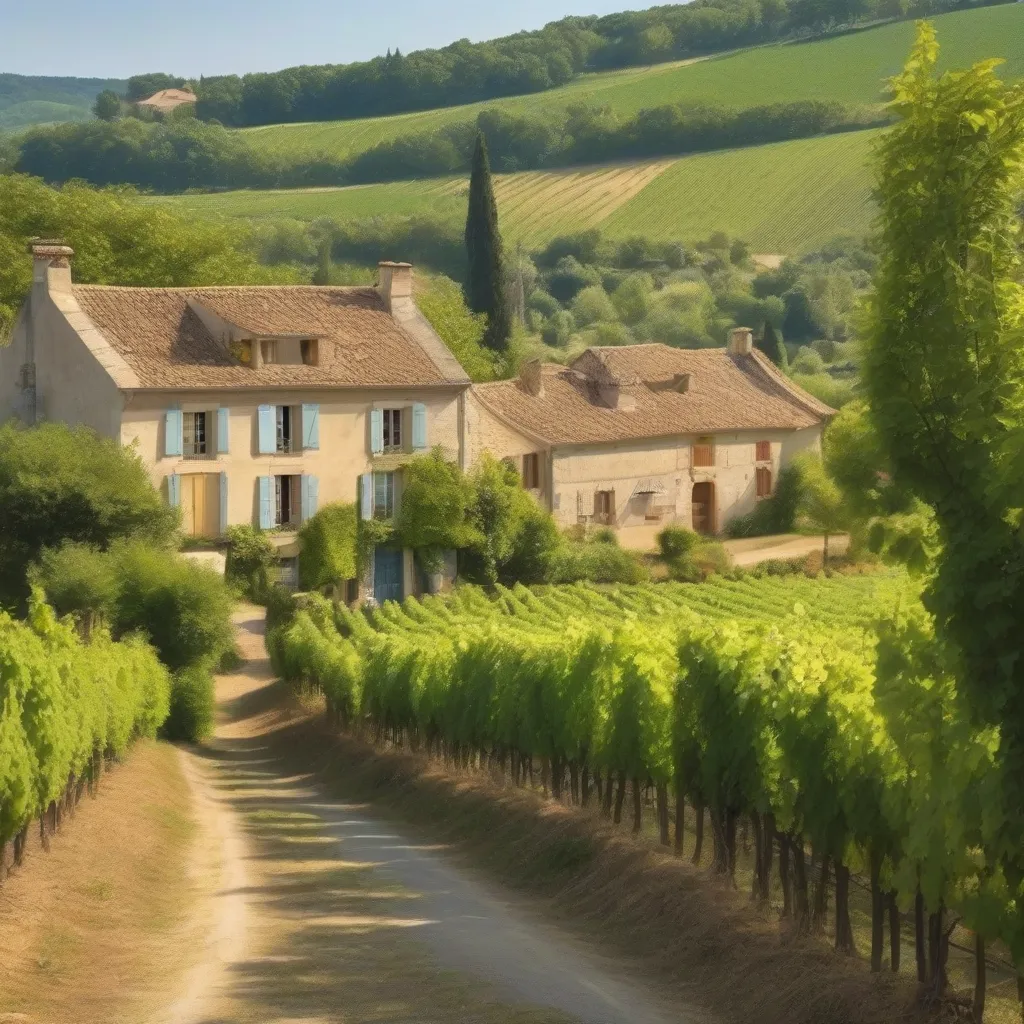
[{"x1": 170, "y1": 607, "x2": 685, "y2": 1024}]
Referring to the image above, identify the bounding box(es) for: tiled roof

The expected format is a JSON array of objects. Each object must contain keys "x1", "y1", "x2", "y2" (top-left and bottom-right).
[
  {"x1": 71, "y1": 285, "x2": 468, "y2": 390},
  {"x1": 472, "y1": 344, "x2": 834, "y2": 446}
]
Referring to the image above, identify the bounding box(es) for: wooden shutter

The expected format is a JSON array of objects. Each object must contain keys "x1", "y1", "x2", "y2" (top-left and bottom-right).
[
  {"x1": 369, "y1": 408, "x2": 384, "y2": 455},
  {"x1": 302, "y1": 403, "x2": 320, "y2": 450},
  {"x1": 257, "y1": 405, "x2": 275, "y2": 454},
  {"x1": 755, "y1": 440, "x2": 770, "y2": 462},
  {"x1": 219, "y1": 472, "x2": 228, "y2": 534},
  {"x1": 164, "y1": 407, "x2": 183, "y2": 457},
  {"x1": 258, "y1": 476, "x2": 273, "y2": 529},
  {"x1": 411, "y1": 402, "x2": 427, "y2": 450},
  {"x1": 359, "y1": 472, "x2": 373, "y2": 520},
  {"x1": 167, "y1": 472, "x2": 180, "y2": 507},
  {"x1": 217, "y1": 407, "x2": 230, "y2": 454},
  {"x1": 301, "y1": 474, "x2": 319, "y2": 522}
]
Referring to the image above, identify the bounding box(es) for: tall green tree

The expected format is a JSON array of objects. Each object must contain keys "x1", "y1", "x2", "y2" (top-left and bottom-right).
[
  {"x1": 756, "y1": 319, "x2": 786, "y2": 367},
  {"x1": 464, "y1": 132, "x2": 511, "y2": 351},
  {"x1": 863, "y1": 22, "x2": 1024, "y2": 964},
  {"x1": 793, "y1": 453, "x2": 849, "y2": 566},
  {"x1": 93, "y1": 90, "x2": 121, "y2": 121}
]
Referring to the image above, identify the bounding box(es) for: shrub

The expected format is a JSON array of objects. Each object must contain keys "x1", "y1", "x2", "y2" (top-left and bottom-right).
[
  {"x1": 791, "y1": 346, "x2": 826, "y2": 374},
  {"x1": 225, "y1": 524, "x2": 276, "y2": 603},
  {"x1": 591, "y1": 527, "x2": 618, "y2": 545},
  {"x1": 657, "y1": 525, "x2": 699, "y2": 563},
  {"x1": 550, "y1": 541, "x2": 649, "y2": 584},
  {"x1": 570, "y1": 284, "x2": 617, "y2": 327},
  {"x1": 163, "y1": 662, "x2": 215, "y2": 742},
  {"x1": 28, "y1": 541, "x2": 119, "y2": 625},
  {"x1": 298, "y1": 502, "x2": 357, "y2": 592},
  {"x1": 790, "y1": 372, "x2": 856, "y2": 409}
]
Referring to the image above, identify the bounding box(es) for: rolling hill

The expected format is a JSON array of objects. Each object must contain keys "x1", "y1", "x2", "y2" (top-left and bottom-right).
[
  {"x1": 240, "y1": 5, "x2": 1024, "y2": 163},
  {"x1": 160, "y1": 129, "x2": 879, "y2": 253},
  {"x1": 0, "y1": 73, "x2": 125, "y2": 130}
]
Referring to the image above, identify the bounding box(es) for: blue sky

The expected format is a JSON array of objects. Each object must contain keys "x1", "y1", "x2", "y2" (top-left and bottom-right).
[{"x1": 1, "y1": 0, "x2": 647, "y2": 79}]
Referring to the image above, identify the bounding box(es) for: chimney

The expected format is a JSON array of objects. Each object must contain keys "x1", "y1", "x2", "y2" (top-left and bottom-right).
[
  {"x1": 31, "y1": 240, "x2": 75, "y2": 294},
  {"x1": 672, "y1": 372, "x2": 692, "y2": 394},
  {"x1": 728, "y1": 326, "x2": 754, "y2": 356},
  {"x1": 519, "y1": 358, "x2": 544, "y2": 397},
  {"x1": 377, "y1": 260, "x2": 413, "y2": 312},
  {"x1": 597, "y1": 382, "x2": 636, "y2": 411}
]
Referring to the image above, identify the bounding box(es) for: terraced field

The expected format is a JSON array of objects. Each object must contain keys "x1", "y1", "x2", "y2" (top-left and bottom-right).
[
  {"x1": 160, "y1": 130, "x2": 877, "y2": 252},
  {"x1": 240, "y1": 4, "x2": 1024, "y2": 162}
]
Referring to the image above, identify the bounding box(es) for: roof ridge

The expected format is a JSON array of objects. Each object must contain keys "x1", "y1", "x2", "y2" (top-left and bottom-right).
[
  {"x1": 72, "y1": 283, "x2": 374, "y2": 293},
  {"x1": 745, "y1": 348, "x2": 837, "y2": 418}
]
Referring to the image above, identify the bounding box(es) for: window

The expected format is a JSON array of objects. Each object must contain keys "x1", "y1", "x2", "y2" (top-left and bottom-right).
[
  {"x1": 182, "y1": 411, "x2": 208, "y2": 458},
  {"x1": 382, "y1": 408, "x2": 402, "y2": 451},
  {"x1": 594, "y1": 489, "x2": 616, "y2": 526},
  {"x1": 301, "y1": 339, "x2": 318, "y2": 366},
  {"x1": 692, "y1": 436, "x2": 714, "y2": 468},
  {"x1": 522, "y1": 452, "x2": 541, "y2": 490},
  {"x1": 275, "y1": 475, "x2": 302, "y2": 528},
  {"x1": 755, "y1": 440, "x2": 771, "y2": 462},
  {"x1": 756, "y1": 466, "x2": 773, "y2": 498},
  {"x1": 276, "y1": 405, "x2": 294, "y2": 453},
  {"x1": 261, "y1": 340, "x2": 277, "y2": 365},
  {"x1": 373, "y1": 471, "x2": 395, "y2": 519}
]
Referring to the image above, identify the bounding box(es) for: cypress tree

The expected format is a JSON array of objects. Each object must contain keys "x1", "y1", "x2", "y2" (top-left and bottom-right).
[
  {"x1": 464, "y1": 132, "x2": 511, "y2": 351},
  {"x1": 757, "y1": 319, "x2": 787, "y2": 369},
  {"x1": 312, "y1": 238, "x2": 332, "y2": 285}
]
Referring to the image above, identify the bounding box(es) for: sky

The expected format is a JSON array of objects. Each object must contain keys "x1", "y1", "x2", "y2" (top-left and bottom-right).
[{"x1": 1, "y1": 0, "x2": 647, "y2": 80}]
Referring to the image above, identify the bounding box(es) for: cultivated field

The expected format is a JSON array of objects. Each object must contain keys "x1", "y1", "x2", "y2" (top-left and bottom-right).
[
  {"x1": 160, "y1": 130, "x2": 877, "y2": 252},
  {"x1": 240, "y1": 5, "x2": 1024, "y2": 162}
]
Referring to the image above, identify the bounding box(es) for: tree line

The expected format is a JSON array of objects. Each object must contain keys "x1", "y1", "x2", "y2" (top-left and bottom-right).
[
  {"x1": 156, "y1": 0, "x2": 1006, "y2": 128},
  {"x1": 14, "y1": 99, "x2": 884, "y2": 193}
]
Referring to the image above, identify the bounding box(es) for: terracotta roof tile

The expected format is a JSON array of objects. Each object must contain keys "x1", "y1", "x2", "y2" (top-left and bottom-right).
[
  {"x1": 473, "y1": 344, "x2": 834, "y2": 446},
  {"x1": 71, "y1": 285, "x2": 468, "y2": 390}
]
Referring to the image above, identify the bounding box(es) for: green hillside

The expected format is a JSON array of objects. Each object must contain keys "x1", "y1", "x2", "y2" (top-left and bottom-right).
[
  {"x1": 159, "y1": 129, "x2": 877, "y2": 253},
  {"x1": 0, "y1": 74, "x2": 125, "y2": 130},
  {"x1": 241, "y1": 5, "x2": 1024, "y2": 161}
]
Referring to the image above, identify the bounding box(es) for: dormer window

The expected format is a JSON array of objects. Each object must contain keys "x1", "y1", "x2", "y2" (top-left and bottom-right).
[
  {"x1": 261, "y1": 340, "x2": 277, "y2": 365},
  {"x1": 301, "y1": 339, "x2": 319, "y2": 366}
]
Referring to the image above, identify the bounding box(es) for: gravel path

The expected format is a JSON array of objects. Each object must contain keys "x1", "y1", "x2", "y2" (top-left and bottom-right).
[{"x1": 169, "y1": 607, "x2": 686, "y2": 1024}]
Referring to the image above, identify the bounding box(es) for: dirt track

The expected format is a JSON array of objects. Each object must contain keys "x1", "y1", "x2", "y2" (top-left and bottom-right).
[{"x1": 170, "y1": 607, "x2": 685, "y2": 1024}]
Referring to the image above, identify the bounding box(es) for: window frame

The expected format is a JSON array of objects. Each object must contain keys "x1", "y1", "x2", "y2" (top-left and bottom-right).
[
  {"x1": 276, "y1": 405, "x2": 295, "y2": 454},
  {"x1": 756, "y1": 465, "x2": 773, "y2": 499},
  {"x1": 381, "y1": 408, "x2": 403, "y2": 452},
  {"x1": 594, "y1": 489, "x2": 616, "y2": 526},
  {"x1": 692, "y1": 436, "x2": 715, "y2": 468},
  {"x1": 522, "y1": 452, "x2": 541, "y2": 490},
  {"x1": 182, "y1": 410, "x2": 209, "y2": 459},
  {"x1": 373, "y1": 470, "x2": 396, "y2": 520},
  {"x1": 274, "y1": 474, "x2": 302, "y2": 528},
  {"x1": 755, "y1": 440, "x2": 771, "y2": 463}
]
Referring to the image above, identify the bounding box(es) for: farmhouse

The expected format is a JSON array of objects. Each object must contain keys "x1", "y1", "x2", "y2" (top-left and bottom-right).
[
  {"x1": 136, "y1": 87, "x2": 197, "y2": 114},
  {"x1": 0, "y1": 247, "x2": 470, "y2": 599},
  {"x1": 466, "y1": 334, "x2": 833, "y2": 547}
]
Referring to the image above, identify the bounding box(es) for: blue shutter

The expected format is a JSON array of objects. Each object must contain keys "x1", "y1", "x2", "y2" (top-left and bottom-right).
[
  {"x1": 219, "y1": 472, "x2": 228, "y2": 534},
  {"x1": 369, "y1": 408, "x2": 384, "y2": 455},
  {"x1": 302, "y1": 474, "x2": 319, "y2": 522},
  {"x1": 258, "y1": 476, "x2": 273, "y2": 529},
  {"x1": 257, "y1": 405, "x2": 275, "y2": 455},
  {"x1": 217, "y1": 407, "x2": 230, "y2": 454},
  {"x1": 359, "y1": 472, "x2": 373, "y2": 520},
  {"x1": 411, "y1": 402, "x2": 427, "y2": 450},
  {"x1": 164, "y1": 407, "x2": 182, "y2": 457},
  {"x1": 167, "y1": 473, "x2": 180, "y2": 507},
  {"x1": 302, "y1": 403, "x2": 319, "y2": 450}
]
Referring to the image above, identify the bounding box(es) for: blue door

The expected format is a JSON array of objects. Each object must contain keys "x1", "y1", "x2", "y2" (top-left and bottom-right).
[{"x1": 374, "y1": 548, "x2": 403, "y2": 604}]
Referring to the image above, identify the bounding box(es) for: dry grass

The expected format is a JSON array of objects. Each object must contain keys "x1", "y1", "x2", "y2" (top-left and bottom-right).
[
  {"x1": 258, "y1": 688, "x2": 925, "y2": 1024},
  {"x1": 0, "y1": 740, "x2": 199, "y2": 1024}
]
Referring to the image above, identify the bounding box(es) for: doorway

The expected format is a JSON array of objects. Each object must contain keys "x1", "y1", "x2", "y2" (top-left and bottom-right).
[
  {"x1": 180, "y1": 473, "x2": 220, "y2": 537},
  {"x1": 691, "y1": 481, "x2": 715, "y2": 535},
  {"x1": 373, "y1": 547, "x2": 404, "y2": 604}
]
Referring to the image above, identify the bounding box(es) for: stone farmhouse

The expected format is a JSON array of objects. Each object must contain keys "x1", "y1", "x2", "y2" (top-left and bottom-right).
[
  {"x1": 136, "y1": 87, "x2": 197, "y2": 115},
  {"x1": 467, "y1": 337, "x2": 833, "y2": 547},
  {"x1": 0, "y1": 248, "x2": 831, "y2": 596}
]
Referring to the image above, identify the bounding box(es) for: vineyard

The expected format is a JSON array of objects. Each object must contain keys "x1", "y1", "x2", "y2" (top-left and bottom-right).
[
  {"x1": 0, "y1": 593, "x2": 170, "y2": 879},
  {"x1": 159, "y1": 132, "x2": 876, "y2": 252},
  {"x1": 238, "y1": 5, "x2": 1024, "y2": 163},
  {"x1": 269, "y1": 572, "x2": 1024, "y2": 1019}
]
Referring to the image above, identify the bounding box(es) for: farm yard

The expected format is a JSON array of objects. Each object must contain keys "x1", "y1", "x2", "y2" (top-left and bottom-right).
[{"x1": 160, "y1": 130, "x2": 877, "y2": 251}]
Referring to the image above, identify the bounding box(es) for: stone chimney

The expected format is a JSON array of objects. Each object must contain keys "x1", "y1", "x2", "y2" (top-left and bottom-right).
[
  {"x1": 377, "y1": 260, "x2": 413, "y2": 312},
  {"x1": 728, "y1": 326, "x2": 754, "y2": 356},
  {"x1": 672, "y1": 372, "x2": 692, "y2": 394},
  {"x1": 31, "y1": 240, "x2": 75, "y2": 294},
  {"x1": 519, "y1": 358, "x2": 544, "y2": 397},
  {"x1": 597, "y1": 382, "x2": 636, "y2": 412}
]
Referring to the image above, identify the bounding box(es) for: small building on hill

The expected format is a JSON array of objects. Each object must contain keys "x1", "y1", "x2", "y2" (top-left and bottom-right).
[
  {"x1": 136, "y1": 87, "x2": 196, "y2": 114},
  {"x1": 0, "y1": 246, "x2": 470, "y2": 600},
  {"x1": 466, "y1": 334, "x2": 834, "y2": 547}
]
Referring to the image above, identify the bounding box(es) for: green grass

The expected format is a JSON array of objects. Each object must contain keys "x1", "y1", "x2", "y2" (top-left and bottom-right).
[
  {"x1": 159, "y1": 131, "x2": 878, "y2": 253},
  {"x1": 241, "y1": 5, "x2": 1024, "y2": 162}
]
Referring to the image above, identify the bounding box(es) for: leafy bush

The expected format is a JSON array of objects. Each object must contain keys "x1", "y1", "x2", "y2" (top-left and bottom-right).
[
  {"x1": 657, "y1": 525, "x2": 728, "y2": 581},
  {"x1": 163, "y1": 662, "x2": 216, "y2": 742},
  {"x1": 550, "y1": 541, "x2": 649, "y2": 584},
  {"x1": 725, "y1": 463, "x2": 807, "y2": 538},
  {"x1": 27, "y1": 541, "x2": 119, "y2": 626},
  {"x1": 790, "y1": 371, "x2": 856, "y2": 409},
  {"x1": 298, "y1": 502, "x2": 358, "y2": 592},
  {"x1": 657, "y1": 525, "x2": 700, "y2": 563},
  {"x1": 791, "y1": 346, "x2": 826, "y2": 375},
  {"x1": 225, "y1": 524, "x2": 276, "y2": 603}
]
